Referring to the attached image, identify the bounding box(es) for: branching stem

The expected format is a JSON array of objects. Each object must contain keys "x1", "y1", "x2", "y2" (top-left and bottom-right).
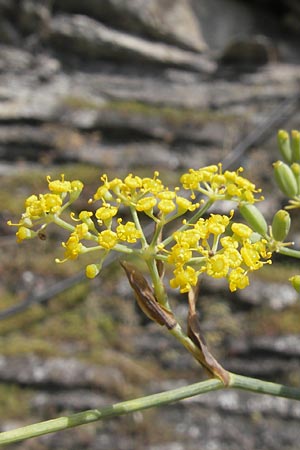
[{"x1": 1, "y1": 373, "x2": 300, "y2": 445}]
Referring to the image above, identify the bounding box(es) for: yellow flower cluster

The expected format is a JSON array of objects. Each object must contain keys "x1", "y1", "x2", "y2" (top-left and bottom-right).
[
  {"x1": 8, "y1": 168, "x2": 272, "y2": 293},
  {"x1": 7, "y1": 175, "x2": 84, "y2": 242},
  {"x1": 180, "y1": 164, "x2": 262, "y2": 203},
  {"x1": 167, "y1": 215, "x2": 272, "y2": 293},
  {"x1": 92, "y1": 171, "x2": 199, "y2": 220}
]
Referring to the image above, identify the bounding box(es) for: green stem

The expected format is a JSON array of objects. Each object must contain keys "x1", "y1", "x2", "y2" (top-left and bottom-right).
[
  {"x1": 0, "y1": 379, "x2": 223, "y2": 446},
  {"x1": 130, "y1": 206, "x2": 148, "y2": 248},
  {"x1": 146, "y1": 258, "x2": 170, "y2": 309},
  {"x1": 52, "y1": 216, "x2": 76, "y2": 233},
  {"x1": 278, "y1": 246, "x2": 300, "y2": 259},
  {"x1": 229, "y1": 373, "x2": 300, "y2": 399},
  {"x1": 2, "y1": 372, "x2": 300, "y2": 445},
  {"x1": 149, "y1": 220, "x2": 164, "y2": 249}
]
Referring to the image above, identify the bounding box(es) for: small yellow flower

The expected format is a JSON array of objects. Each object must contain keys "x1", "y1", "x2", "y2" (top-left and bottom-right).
[
  {"x1": 93, "y1": 174, "x2": 115, "y2": 201},
  {"x1": 223, "y1": 247, "x2": 242, "y2": 268},
  {"x1": 86, "y1": 264, "x2": 100, "y2": 279},
  {"x1": 180, "y1": 169, "x2": 201, "y2": 191},
  {"x1": 95, "y1": 205, "x2": 118, "y2": 224},
  {"x1": 211, "y1": 174, "x2": 226, "y2": 188},
  {"x1": 157, "y1": 199, "x2": 176, "y2": 215},
  {"x1": 226, "y1": 183, "x2": 241, "y2": 197},
  {"x1": 207, "y1": 214, "x2": 231, "y2": 235},
  {"x1": 70, "y1": 180, "x2": 84, "y2": 192},
  {"x1": 167, "y1": 243, "x2": 193, "y2": 265},
  {"x1": 170, "y1": 265, "x2": 198, "y2": 293},
  {"x1": 98, "y1": 230, "x2": 118, "y2": 249},
  {"x1": 142, "y1": 172, "x2": 164, "y2": 194},
  {"x1": 25, "y1": 194, "x2": 62, "y2": 219},
  {"x1": 116, "y1": 220, "x2": 142, "y2": 243},
  {"x1": 79, "y1": 211, "x2": 93, "y2": 220},
  {"x1": 241, "y1": 242, "x2": 263, "y2": 270},
  {"x1": 25, "y1": 195, "x2": 44, "y2": 218},
  {"x1": 124, "y1": 174, "x2": 143, "y2": 189},
  {"x1": 62, "y1": 234, "x2": 84, "y2": 260},
  {"x1": 220, "y1": 236, "x2": 238, "y2": 249},
  {"x1": 136, "y1": 196, "x2": 157, "y2": 212},
  {"x1": 206, "y1": 254, "x2": 229, "y2": 278},
  {"x1": 47, "y1": 174, "x2": 71, "y2": 193},
  {"x1": 176, "y1": 196, "x2": 197, "y2": 213},
  {"x1": 228, "y1": 267, "x2": 249, "y2": 292},
  {"x1": 43, "y1": 194, "x2": 63, "y2": 214},
  {"x1": 157, "y1": 190, "x2": 176, "y2": 200},
  {"x1": 173, "y1": 229, "x2": 201, "y2": 248},
  {"x1": 74, "y1": 223, "x2": 89, "y2": 239},
  {"x1": 77, "y1": 210, "x2": 96, "y2": 232},
  {"x1": 231, "y1": 222, "x2": 253, "y2": 239},
  {"x1": 16, "y1": 226, "x2": 35, "y2": 243},
  {"x1": 194, "y1": 218, "x2": 209, "y2": 239}
]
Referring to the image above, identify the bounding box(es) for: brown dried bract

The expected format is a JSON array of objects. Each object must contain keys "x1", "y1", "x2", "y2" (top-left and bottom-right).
[
  {"x1": 120, "y1": 261, "x2": 177, "y2": 330},
  {"x1": 187, "y1": 285, "x2": 229, "y2": 385}
]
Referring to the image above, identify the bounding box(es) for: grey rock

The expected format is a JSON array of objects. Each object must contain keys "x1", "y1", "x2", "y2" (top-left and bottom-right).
[
  {"x1": 0, "y1": 355, "x2": 124, "y2": 392},
  {"x1": 48, "y1": 14, "x2": 214, "y2": 72},
  {"x1": 63, "y1": 141, "x2": 180, "y2": 169},
  {"x1": 235, "y1": 334, "x2": 300, "y2": 358},
  {"x1": 186, "y1": 389, "x2": 300, "y2": 419},
  {"x1": 0, "y1": 19, "x2": 20, "y2": 44},
  {"x1": 193, "y1": 0, "x2": 259, "y2": 51},
  {"x1": 17, "y1": 0, "x2": 51, "y2": 36},
  {"x1": 0, "y1": 46, "x2": 33, "y2": 72},
  {"x1": 31, "y1": 389, "x2": 116, "y2": 412},
  {"x1": 237, "y1": 279, "x2": 298, "y2": 310},
  {"x1": 52, "y1": 0, "x2": 207, "y2": 52}
]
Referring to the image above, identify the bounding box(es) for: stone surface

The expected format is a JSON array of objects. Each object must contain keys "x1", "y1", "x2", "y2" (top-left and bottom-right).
[
  {"x1": 52, "y1": 0, "x2": 207, "y2": 52},
  {"x1": 2, "y1": 2, "x2": 300, "y2": 450},
  {"x1": 48, "y1": 14, "x2": 213, "y2": 71},
  {"x1": 0, "y1": 355, "x2": 124, "y2": 391}
]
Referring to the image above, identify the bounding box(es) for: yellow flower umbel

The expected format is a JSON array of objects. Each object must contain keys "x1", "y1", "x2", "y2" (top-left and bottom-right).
[
  {"x1": 8, "y1": 174, "x2": 83, "y2": 242},
  {"x1": 9, "y1": 167, "x2": 272, "y2": 292},
  {"x1": 180, "y1": 164, "x2": 262, "y2": 203},
  {"x1": 167, "y1": 214, "x2": 272, "y2": 293}
]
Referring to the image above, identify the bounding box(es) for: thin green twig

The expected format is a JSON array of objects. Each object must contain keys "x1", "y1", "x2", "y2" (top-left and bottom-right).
[
  {"x1": 278, "y1": 246, "x2": 300, "y2": 259},
  {"x1": 1, "y1": 372, "x2": 300, "y2": 445}
]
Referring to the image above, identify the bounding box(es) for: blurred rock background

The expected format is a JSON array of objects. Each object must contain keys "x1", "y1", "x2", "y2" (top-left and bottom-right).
[{"x1": 2, "y1": 1, "x2": 300, "y2": 449}]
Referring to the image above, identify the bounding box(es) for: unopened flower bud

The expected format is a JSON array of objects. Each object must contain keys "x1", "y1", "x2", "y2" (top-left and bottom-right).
[
  {"x1": 291, "y1": 163, "x2": 300, "y2": 195},
  {"x1": 291, "y1": 130, "x2": 300, "y2": 163},
  {"x1": 289, "y1": 275, "x2": 300, "y2": 293},
  {"x1": 16, "y1": 226, "x2": 35, "y2": 242},
  {"x1": 69, "y1": 180, "x2": 84, "y2": 202},
  {"x1": 277, "y1": 130, "x2": 292, "y2": 163},
  {"x1": 86, "y1": 263, "x2": 100, "y2": 279},
  {"x1": 271, "y1": 209, "x2": 291, "y2": 241},
  {"x1": 273, "y1": 160, "x2": 298, "y2": 197},
  {"x1": 239, "y1": 203, "x2": 268, "y2": 237}
]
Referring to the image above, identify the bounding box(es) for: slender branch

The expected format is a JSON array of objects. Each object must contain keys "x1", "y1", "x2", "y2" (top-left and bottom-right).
[
  {"x1": 130, "y1": 206, "x2": 148, "y2": 248},
  {"x1": 278, "y1": 246, "x2": 300, "y2": 259},
  {"x1": 0, "y1": 378, "x2": 223, "y2": 445},
  {"x1": 146, "y1": 258, "x2": 170, "y2": 309},
  {"x1": 229, "y1": 373, "x2": 300, "y2": 400},
  {"x1": 2, "y1": 372, "x2": 300, "y2": 445}
]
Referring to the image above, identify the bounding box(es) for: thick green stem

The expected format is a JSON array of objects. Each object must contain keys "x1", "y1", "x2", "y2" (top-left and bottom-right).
[
  {"x1": 146, "y1": 258, "x2": 170, "y2": 309},
  {"x1": 229, "y1": 373, "x2": 300, "y2": 400},
  {"x1": 278, "y1": 246, "x2": 300, "y2": 259},
  {"x1": 2, "y1": 372, "x2": 300, "y2": 445}
]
